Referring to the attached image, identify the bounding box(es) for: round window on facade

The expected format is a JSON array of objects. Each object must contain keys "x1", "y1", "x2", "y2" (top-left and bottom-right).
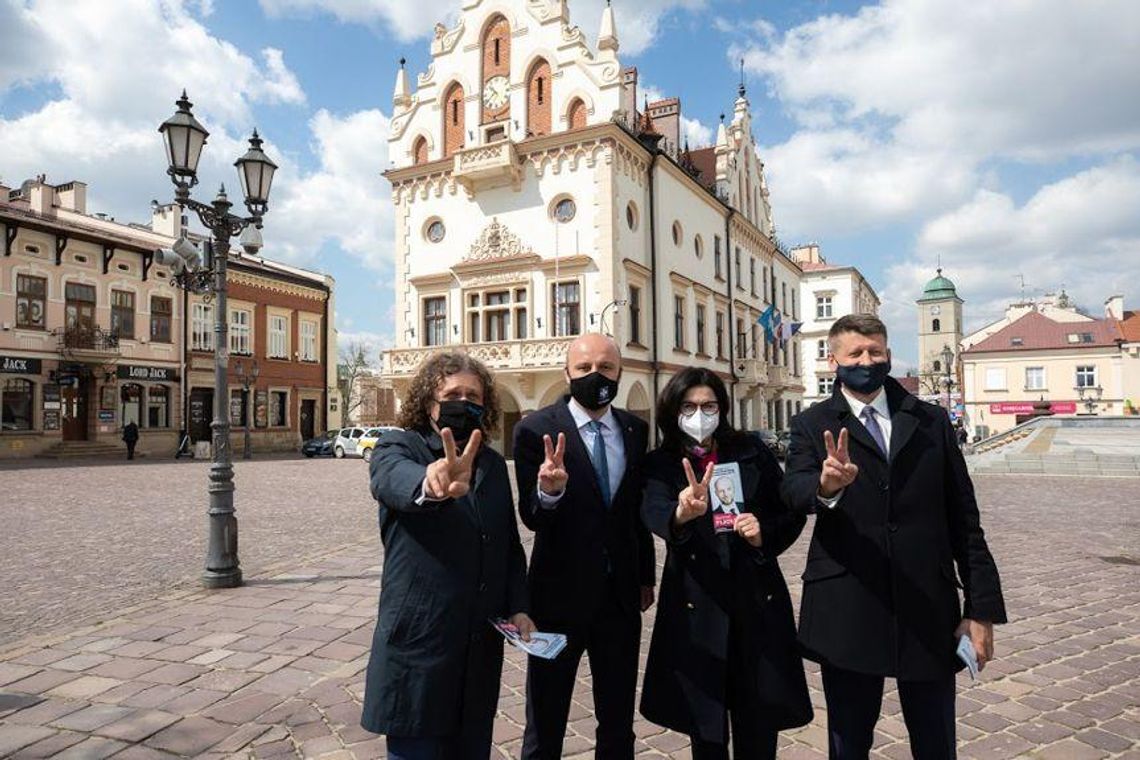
[
  {"x1": 552, "y1": 197, "x2": 577, "y2": 223},
  {"x1": 425, "y1": 219, "x2": 446, "y2": 244},
  {"x1": 672, "y1": 221, "x2": 683, "y2": 247},
  {"x1": 694, "y1": 235, "x2": 704, "y2": 259},
  {"x1": 626, "y1": 202, "x2": 638, "y2": 231}
]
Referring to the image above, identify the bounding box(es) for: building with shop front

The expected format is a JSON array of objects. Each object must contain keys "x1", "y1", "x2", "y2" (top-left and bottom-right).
[
  {"x1": 1, "y1": 177, "x2": 187, "y2": 458},
  {"x1": 960, "y1": 293, "x2": 1126, "y2": 438},
  {"x1": 380, "y1": 0, "x2": 805, "y2": 452},
  {"x1": 793, "y1": 243, "x2": 880, "y2": 409},
  {"x1": 184, "y1": 252, "x2": 338, "y2": 453},
  {"x1": 1, "y1": 176, "x2": 339, "y2": 459}
]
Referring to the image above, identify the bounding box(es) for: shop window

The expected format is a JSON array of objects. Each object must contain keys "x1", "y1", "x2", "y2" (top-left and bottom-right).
[
  {"x1": 270, "y1": 391, "x2": 288, "y2": 427},
  {"x1": 2, "y1": 378, "x2": 35, "y2": 431},
  {"x1": 121, "y1": 383, "x2": 143, "y2": 427},
  {"x1": 148, "y1": 386, "x2": 169, "y2": 428},
  {"x1": 230, "y1": 388, "x2": 248, "y2": 427}
]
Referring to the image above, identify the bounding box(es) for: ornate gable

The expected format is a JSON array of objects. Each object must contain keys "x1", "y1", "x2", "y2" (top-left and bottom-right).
[{"x1": 461, "y1": 218, "x2": 536, "y2": 263}]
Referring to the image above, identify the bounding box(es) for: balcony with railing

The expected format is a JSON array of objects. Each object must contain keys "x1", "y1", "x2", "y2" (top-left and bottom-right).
[
  {"x1": 386, "y1": 337, "x2": 575, "y2": 375},
  {"x1": 54, "y1": 326, "x2": 121, "y2": 360},
  {"x1": 735, "y1": 358, "x2": 769, "y2": 385},
  {"x1": 452, "y1": 140, "x2": 523, "y2": 194}
]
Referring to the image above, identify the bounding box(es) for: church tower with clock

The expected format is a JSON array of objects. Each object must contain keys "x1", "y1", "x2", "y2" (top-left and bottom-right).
[
  {"x1": 382, "y1": 0, "x2": 804, "y2": 453},
  {"x1": 916, "y1": 268, "x2": 964, "y2": 396}
]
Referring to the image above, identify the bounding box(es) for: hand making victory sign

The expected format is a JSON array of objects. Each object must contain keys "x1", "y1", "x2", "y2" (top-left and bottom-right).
[
  {"x1": 675, "y1": 458, "x2": 714, "y2": 527},
  {"x1": 424, "y1": 428, "x2": 483, "y2": 500},
  {"x1": 538, "y1": 433, "x2": 568, "y2": 495},
  {"x1": 819, "y1": 428, "x2": 860, "y2": 498}
]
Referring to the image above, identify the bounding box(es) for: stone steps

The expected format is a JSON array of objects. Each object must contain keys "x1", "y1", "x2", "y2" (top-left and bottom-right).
[
  {"x1": 35, "y1": 441, "x2": 142, "y2": 459},
  {"x1": 972, "y1": 451, "x2": 1139, "y2": 477}
]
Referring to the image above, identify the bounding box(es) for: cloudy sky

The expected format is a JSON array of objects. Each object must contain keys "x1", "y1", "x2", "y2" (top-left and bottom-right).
[{"x1": 2, "y1": 0, "x2": 1137, "y2": 369}]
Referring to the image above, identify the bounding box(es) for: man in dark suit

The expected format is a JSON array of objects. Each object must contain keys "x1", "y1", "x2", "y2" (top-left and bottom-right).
[
  {"x1": 514, "y1": 333, "x2": 656, "y2": 760},
  {"x1": 782, "y1": 315, "x2": 1006, "y2": 760}
]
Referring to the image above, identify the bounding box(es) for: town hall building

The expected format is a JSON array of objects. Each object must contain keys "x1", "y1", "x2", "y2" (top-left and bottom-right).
[{"x1": 380, "y1": 0, "x2": 806, "y2": 452}]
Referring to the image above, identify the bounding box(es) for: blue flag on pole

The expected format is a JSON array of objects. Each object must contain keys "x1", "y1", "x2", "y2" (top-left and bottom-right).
[{"x1": 757, "y1": 305, "x2": 776, "y2": 344}]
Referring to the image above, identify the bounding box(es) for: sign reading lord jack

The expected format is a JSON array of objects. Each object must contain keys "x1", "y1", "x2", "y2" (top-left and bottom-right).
[
  {"x1": 117, "y1": 365, "x2": 178, "y2": 382},
  {"x1": 1, "y1": 355, "x2": 42, "y2": 375}
]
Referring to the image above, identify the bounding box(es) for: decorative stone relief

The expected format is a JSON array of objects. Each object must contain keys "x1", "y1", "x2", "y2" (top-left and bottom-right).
[{"x1": 463, "y1": 218, "x2": 535, "y2": 263}]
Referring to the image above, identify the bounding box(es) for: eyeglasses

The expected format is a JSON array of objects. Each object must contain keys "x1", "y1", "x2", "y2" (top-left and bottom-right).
[{"x1": 680, "y1": 402, "x2": 719, "y2": 417}]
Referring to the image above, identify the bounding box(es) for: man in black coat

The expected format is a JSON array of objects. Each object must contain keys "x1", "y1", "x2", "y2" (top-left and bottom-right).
[
  {"x1": 782, "y1": 315, "x2": 1006, "y2": 759},
  {"x1": 514, "y1": 333, "x2": 656, "y2": 760},
  {"x1": 122, "y1": 421, "x2": 139, "y2": 460}
]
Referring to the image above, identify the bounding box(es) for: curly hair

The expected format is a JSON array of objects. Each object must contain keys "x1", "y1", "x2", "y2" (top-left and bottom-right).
[{"x1": 396, "y1": 351, "x2": 501, "y2": 435}]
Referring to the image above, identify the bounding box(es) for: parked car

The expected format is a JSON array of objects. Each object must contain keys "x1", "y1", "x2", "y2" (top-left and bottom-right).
[
  {"x1": 301, "y1": 429, "x2": 340, "y2": 458},
  {"x1": 359, "y1": 426, "x2": 402, "y2": 462},
  {"x1": 333, "y1": 427, "x2": 368, "y2": 458},
  {"x1": 755, "y1": 429, "x2": 785, "y2": 459}
]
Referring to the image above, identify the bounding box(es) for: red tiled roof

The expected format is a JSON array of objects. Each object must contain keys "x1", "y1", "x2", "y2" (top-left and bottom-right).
[
  {"x1": 1121, "y1": 310, "x2": 1140, "y2": 342},
  {"x1": 963, "y1": 310, "x2": 1121, "y2": 354}
]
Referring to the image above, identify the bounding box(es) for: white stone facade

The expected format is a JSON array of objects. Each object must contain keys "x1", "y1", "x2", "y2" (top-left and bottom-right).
[
  {"x1": 382, "y1": 0, "x2": 805, "y2": 452},
  {"x1": 793, "y1": 245, "x2": 881, "y2": 410}
]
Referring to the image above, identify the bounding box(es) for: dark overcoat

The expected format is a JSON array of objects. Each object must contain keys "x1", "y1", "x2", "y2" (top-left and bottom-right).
[
  {"x1": 639, "y1": 434, "x2": 813, "y2": 742},
  {"x1": 513, "y1": 399, "x2": 655, "y2": 628},
  {"x1": 360, "y1": 428, "x2": 528, "y2": 739},
  {"x1": 781, "y1": 378, "x2": 1008, "y2": 681}
]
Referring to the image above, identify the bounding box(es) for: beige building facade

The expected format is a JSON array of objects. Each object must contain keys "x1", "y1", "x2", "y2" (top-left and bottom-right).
[
  {"x1": 961, "y1": 295, "x2": 1127, "y2": 438},
  {"x1": 381, "y1": 0, "x2": 805, "y2": 453},
  {"x1": 1, "y1": 178, "x2": 186, "y2": 458}
]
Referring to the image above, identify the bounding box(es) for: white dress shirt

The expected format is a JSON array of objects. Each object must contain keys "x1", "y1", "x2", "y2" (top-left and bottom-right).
[
  {"x1": 818, "y1": 387, "x2": 892, "y2": 509},
  {"x1": 538, "y1": 397, "x2": 626, "y2": 507}
]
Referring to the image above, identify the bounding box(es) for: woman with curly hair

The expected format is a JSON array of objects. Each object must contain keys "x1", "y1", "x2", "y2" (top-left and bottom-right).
[{"x1": 361, "y1": 351, "x2": 535, "y2": 759}]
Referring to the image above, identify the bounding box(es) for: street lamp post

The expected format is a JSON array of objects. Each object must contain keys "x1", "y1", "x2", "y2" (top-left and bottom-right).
[
  {"x1": 597, "y1": 299, "x2": 629, "y2": 336},
  {"x1": 155, "y1": 91, "x2": 277, "y2": 589},
  {"x1": 235, "y1": 359, "x2": 260, "y2": 460},
  {"x1": 940, "y1": 344, "x2": 955, "y2": 420}
]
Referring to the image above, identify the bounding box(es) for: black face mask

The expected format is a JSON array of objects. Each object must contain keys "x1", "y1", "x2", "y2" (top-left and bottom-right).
[
  {"x1": 434, "y1": 399, "x2": 484, "y2": 442},
  {"x1": 835, "y1": 359, "x2": 892, "y2": 395},
  {"x1": 569, "y1": 371, "x2": 620, "y2": 411}
]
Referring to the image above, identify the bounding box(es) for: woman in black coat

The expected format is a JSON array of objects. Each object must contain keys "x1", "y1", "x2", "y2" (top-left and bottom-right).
[
  {"x1": 361, "y1": 352, "x2": 534, "y2": 760},
  {"x1": 640, "y1": 368, "x2": 812, "y2": 759}
]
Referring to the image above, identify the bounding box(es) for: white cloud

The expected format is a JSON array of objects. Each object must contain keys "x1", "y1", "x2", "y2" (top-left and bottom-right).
[
  {"x1": 264, "y1": 108, "x2": 393, "y2": 272},
  {"x1": 880, "y1": 156, "x2": 1140, "y2": 365},
  {"x1": 732, "y1": 0, "x2": 1140, "y2": 242},
  {"x1": 0, "y1": 0, "x2": 338, "y2": 264},
  {"x1": 258, "y1": 0, "x2": 707, "y2": 56}
]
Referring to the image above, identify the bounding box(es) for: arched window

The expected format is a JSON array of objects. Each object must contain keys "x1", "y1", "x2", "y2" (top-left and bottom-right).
[
  {"x1": 412, "y1": 136, "x2": 428, "y2": 165},
  {"x1": 933, "y1": 360, "x2": 942, "y2": 372},
  {"x1": 481, "y1": 14, "x2": 511, "y2": 124},
  {"x1": 933, "y1": 318, "x2": 941, "y2": 332},
  {"x1": 526, "y1": 58, "x2": 552, "y2": 137},
  {"x1": 443, "y1": 83, "x2": 465, "y2": 158},
  {"x1": 567, "y1": 98, "x2": 587, "y2": 130}
]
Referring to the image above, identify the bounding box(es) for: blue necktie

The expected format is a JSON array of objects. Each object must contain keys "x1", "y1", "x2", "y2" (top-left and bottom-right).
[
  {"x1": 861, "y1": 406, "x2": 888, "y2": 457},
  {"x1": 587, "y1": 420, "x2": 612, "y2": 507}
]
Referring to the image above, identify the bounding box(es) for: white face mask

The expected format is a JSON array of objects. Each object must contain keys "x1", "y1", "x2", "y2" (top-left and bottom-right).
[{"x1": 679, "y1": 410, "x2": 720, "y2": 444}]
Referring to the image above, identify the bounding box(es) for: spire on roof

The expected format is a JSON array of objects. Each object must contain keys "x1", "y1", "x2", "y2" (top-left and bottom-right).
[
  {"x1": 738, "y1": 58, "x2": 746, "y2": 98},
  {"x1": 393, "y1": 57, "x2": 411, "y2": 111},
  {"x1": 598, "y1": 0, "x2": 618, "y2": 53}
]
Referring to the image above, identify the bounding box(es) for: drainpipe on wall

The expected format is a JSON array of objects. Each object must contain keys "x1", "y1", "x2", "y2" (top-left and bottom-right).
[
  {"x1": 724, "y1": 212, "x2": 737, "y2": 419},
  {"x1": 181, "y1": 287, "x2": 189, "y2": 446},
  {"x1": 646, "y1": 152, "x2": 661, "y2": 444}
]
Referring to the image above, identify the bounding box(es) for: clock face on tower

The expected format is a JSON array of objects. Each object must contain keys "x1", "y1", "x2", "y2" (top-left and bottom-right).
[
  {"x1": 483, "y1": 76, "x2": 509, "y2": 112},
  {"x1": 931, "y1": 305, "x2": 942, "y2": 315}
]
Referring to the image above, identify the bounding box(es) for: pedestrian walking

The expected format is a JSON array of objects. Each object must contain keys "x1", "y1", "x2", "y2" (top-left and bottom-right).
[
  {"x1": 360, "y1": 351, "x2": 533, "y2": 760},
  {"x1": 122, "y1": 421, "x2": 139, "y2": 460},
  {"x1": 639, "y1": 368, "x2": 812, "y2": 759},
  {"x1": 782, "y1": 315, "x2": 1007, "y2": 759},
  {"x1": 513, "y1": 333, "x2": 656, "y2": 760}
]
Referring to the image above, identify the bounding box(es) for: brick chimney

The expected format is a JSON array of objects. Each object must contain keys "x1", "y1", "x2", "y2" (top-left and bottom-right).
[{"x1": 55, "y1": 181, "x2": 87, "y2": 214}]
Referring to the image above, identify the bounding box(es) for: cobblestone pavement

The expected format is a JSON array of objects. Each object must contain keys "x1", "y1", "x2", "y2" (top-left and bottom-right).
[{"x1": 1, "y1": 464, "x2": 1138, "y2": 758}]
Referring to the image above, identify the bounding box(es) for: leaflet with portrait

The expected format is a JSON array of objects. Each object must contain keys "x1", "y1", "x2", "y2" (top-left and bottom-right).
[{"x1": 710, "y1": 462, "x2": 744, "y2": 534}]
